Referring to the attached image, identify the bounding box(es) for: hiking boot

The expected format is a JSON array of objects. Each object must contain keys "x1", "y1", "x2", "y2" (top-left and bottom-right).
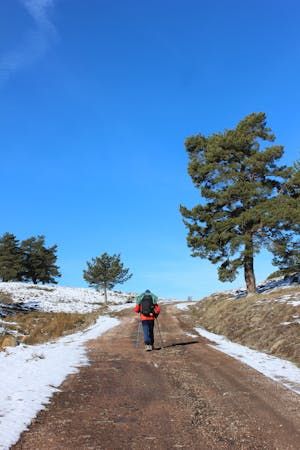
[{"x1": 145, "y1": 345, "x2": 152, "y2": 351}]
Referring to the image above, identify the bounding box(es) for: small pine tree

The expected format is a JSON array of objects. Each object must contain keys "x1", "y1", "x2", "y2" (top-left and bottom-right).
[
  {"x1": 0, "y1": 232, "x2": 22, "y2": 281},
  {"x1": 20, "y1": 236, "x2": 61, "y2": 284},
  {"x1": 83, "y1": 253, "x2": 132, "y2": 304},
  {"x1": 180, "y1": 113, "x2": 300, "y2": 294}
]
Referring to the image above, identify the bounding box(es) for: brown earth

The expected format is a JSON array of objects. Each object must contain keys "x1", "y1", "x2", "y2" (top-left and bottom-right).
[{"x1": 13, "y1": 305, "x2": 300, "y2": 450}]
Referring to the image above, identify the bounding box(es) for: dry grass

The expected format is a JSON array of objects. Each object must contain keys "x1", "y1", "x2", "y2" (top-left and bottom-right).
[
  {"x1": 188, "y1": 287, "x2": 300, "y2": 367},
  {"x1": 0, "y1": 290, "x2": 13, "y2": 304},
  {"x1": 0, "y1": 307, "x2": 107, "y2": 348},
  {"x1": 26, "y1": 285, "x2": 55, "y2": 292}
]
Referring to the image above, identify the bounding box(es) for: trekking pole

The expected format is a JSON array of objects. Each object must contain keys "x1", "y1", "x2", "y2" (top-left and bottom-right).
[
  {"x1": 155, "y1": 317, "x2": 164, "y2": 349},
  {"x1": 135, "y1": 317, "x2": 141, "y2": 348}
]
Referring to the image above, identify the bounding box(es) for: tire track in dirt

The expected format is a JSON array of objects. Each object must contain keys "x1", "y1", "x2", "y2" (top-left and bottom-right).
[{"x1": 13, "y1": 306, "x2": 300, "y2": 450}]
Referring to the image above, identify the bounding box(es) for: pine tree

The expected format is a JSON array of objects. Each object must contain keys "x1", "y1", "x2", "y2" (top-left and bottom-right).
[
  {"x1": 270, "y1": 238, "x2": 300, "y2": 277},
  {"x1": 0, "y1": 232, "x2": 22, "y2": 281},
  {"x1": 180, "y1": 113, "x2": 300, "y2": 294},
  {"x1": 20, "y1": 236, "x2": 61, "y2": 284},
  {"x1": 269, "y1": 161, "x2": 300, "y2": 277},
  {"x1": 83, "y1": 253, "x2": 132, "y2": 304}
]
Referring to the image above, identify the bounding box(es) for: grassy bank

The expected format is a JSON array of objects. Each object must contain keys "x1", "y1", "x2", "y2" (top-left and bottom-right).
[
  {"x1": 187, "y1": 287, "x2": 300, "y2": 367},
  {"x1": 0, "y1": 309, "x2": 106, "y2": 349}
]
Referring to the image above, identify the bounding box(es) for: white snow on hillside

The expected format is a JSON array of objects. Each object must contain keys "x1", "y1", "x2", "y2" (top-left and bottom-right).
[
  {"x1": 0, "y1": 282, "x2": 135, "y2": 313},
  {"x1": 275, "y1": 295, "x2": 300, "y2": 307},
  {"x1": 175, "y1": 302, "x2": 196, "y2": 310},
  {"x1": 0, "y1": 315, "x2": 119, "y2": 450},
  {"x1": 195, "y1": 327, "x2": 300, "y2": 395},
  {"x1": 230, "y1": 274, "x2": 300, "y2": 299},
  {"x1": 108, "y1": 303, "x2": 135, "y2": 312}
]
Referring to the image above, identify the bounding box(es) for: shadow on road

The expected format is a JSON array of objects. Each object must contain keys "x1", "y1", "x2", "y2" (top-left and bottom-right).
[{"x1": 154, "y1": 340, "x2": 199, "y2": 350}]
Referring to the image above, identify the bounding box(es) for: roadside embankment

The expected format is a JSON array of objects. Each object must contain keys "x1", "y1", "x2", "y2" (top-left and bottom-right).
[
  {"x1": 185, "y1": 286, "x2": 300, "y2": 366},
  {"x1": 0, "y1": 310, "x2": 105, "y2": 349}
]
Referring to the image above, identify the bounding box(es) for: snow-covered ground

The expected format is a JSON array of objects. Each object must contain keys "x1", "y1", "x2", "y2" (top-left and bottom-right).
[
  {"x1": 3, "y1": 276, "x2": 297, "y2": 314},
  {"x1": 0, "y1": 282, "x2": 135, "y2": 313},
  {"x1": 160, "y1": 297, "x2": 185, "y2": 304},
  {"x1": 228, "y1": 274, "x2": 300, "y2": 299},
  {"x1": 256, "y1": 274, "x2": 300, "y2": 293},
  {"x1": 108, "y1": 303, "x2": 134, "y2": 312},
  {"x1": 0, "y1": 315, "x2": 119, "y2": 450},
  {"x1": 275, "y1": 295, "x2": 300, "y2": 307},
  {"x1": 195, "y1": 327, "x2": 300, "y2": 395},
  {"x1": 175, "y1": 302, "x2": 197, "y2": 310},
  {"x1": 0, "y1": 282, "x2": 183, "y2": 317}
]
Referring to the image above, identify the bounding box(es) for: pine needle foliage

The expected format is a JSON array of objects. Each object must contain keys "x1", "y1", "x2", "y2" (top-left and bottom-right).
[
  {"x1": 0, "y1": 233, "x2": 22, "y2": 281},
  {"x1": 268, "y1": 161, "x2": 300, "y2": 277},
  {"x1": 269, "y1": 238, "x2": 300, "y2": 278},
  {"x1": 0, "y1": 232, "x2": 61, "y2": 284},
  {"x1": 180, "y1": 113, "x2": 300, "y2": 293},
  {"x1": 20, "y1": 236, "x2": 61, "y2": 284},
  {"x1": 83, "y1": 252, "x2": 132, "y2": 304}
]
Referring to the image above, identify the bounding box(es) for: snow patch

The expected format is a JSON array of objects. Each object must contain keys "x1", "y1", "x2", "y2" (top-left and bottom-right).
[
  {"x1": 195, "y1": 327, "x2": 300, "y2": 395},
  {"x1": 175, "y1": 302, "x2": 196, "y2": 311},
  {"x1": 185, "y1": 332, "x2": 198, "y2": 338},
  {"x1": 288, "y1": 300, "x2": 300, "y2": 307},
  {"x1": 108, "y1": 303, "x2": 133, "y2": 312},
  {"x1": 280, "y1": 319, "x2": 300, "y2": 326},
  {"x1": 0, "y1": 315, "x2": 119, "y2": 450},
  {"x1": 219, "y1": 274, "x2": 300, "y2": 300}
]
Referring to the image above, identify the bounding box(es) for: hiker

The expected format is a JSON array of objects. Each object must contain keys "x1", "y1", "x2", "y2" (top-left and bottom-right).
[{"x1": 134, "y1": 289, "x2": 161, "y2": 351}]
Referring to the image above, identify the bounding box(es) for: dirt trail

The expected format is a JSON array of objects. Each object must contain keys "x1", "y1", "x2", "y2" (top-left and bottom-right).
[{"x1": 13, "y1": 306, "x2": 300, "y2": 450}]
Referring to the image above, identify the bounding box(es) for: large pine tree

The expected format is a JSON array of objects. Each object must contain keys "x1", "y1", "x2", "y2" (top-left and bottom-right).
[
  {"x1": 0, "y1": 233, "x2": 22, "y2": 281},
  {"x1": 180, "y1": 113, "x2": 300, "y2": 293},
  {"x1": 20, "y1": 236, "x2": 61, "y2": 284}
]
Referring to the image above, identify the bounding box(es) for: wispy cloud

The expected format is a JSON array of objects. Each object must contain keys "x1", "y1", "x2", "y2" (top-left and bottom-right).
[{"x1": 0, "y1": 0, "x2": 58, "y2": 85}]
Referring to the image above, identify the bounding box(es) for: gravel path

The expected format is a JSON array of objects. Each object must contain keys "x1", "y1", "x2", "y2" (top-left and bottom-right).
[{"x1": 13, "y1": 306, "x2": 300, "y2": 449}]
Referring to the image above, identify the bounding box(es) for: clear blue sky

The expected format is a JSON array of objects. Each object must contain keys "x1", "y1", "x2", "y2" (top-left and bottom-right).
[{"x1": 0, "y1": 0, "x2": 299, "y2": 299}]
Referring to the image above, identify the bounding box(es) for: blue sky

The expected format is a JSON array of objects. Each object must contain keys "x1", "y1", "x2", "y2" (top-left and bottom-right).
[{"x1": 0, "y1": 0, "x2": 299, "y2": 299}]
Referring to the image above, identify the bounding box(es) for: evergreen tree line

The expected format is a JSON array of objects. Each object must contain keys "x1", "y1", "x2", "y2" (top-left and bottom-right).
[
  {"x1": 0, "y1": 230, "x2": 131, "y2": 303},
  {"x1": 0, "y1": 233, "x2": 61, "y2": 284}
]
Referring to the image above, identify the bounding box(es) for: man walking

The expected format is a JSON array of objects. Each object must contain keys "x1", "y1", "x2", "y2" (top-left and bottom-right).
[{"x1": 134, "y1": 289, "x2": 161, "y2": 351}]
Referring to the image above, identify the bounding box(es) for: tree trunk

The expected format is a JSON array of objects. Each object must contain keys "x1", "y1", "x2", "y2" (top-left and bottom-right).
[
  {"x1": 244, "y1": 238, "x2": 256, "y2": 294},
  {"x1": 104, "y1": 286, "x2": 108, "y2": 305}
]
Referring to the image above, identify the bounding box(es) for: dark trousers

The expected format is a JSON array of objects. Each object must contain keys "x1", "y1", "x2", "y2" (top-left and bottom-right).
[{"x1": 142, "y1": 320, "x2": 155, "y2": 345}]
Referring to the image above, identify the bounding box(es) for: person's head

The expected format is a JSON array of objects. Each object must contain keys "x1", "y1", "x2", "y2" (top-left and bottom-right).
[{"x1": 145, "y1": 289, "x2": 151, "y2": 293}]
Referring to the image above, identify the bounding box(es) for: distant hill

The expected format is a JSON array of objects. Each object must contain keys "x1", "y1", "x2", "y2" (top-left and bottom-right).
[{"x1": 0, "y1": 282, "x2": 135, "y2": 314}]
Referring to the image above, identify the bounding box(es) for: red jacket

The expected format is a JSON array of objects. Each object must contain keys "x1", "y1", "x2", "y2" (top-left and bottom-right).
[{"x1": 134, "y1": 303, "x2": 161, "y2": 321}]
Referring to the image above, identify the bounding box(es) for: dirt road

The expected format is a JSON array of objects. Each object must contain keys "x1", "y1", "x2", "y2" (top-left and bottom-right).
[{"x1": 13, "y1": 306, "x2": 300, "y2": 449}]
